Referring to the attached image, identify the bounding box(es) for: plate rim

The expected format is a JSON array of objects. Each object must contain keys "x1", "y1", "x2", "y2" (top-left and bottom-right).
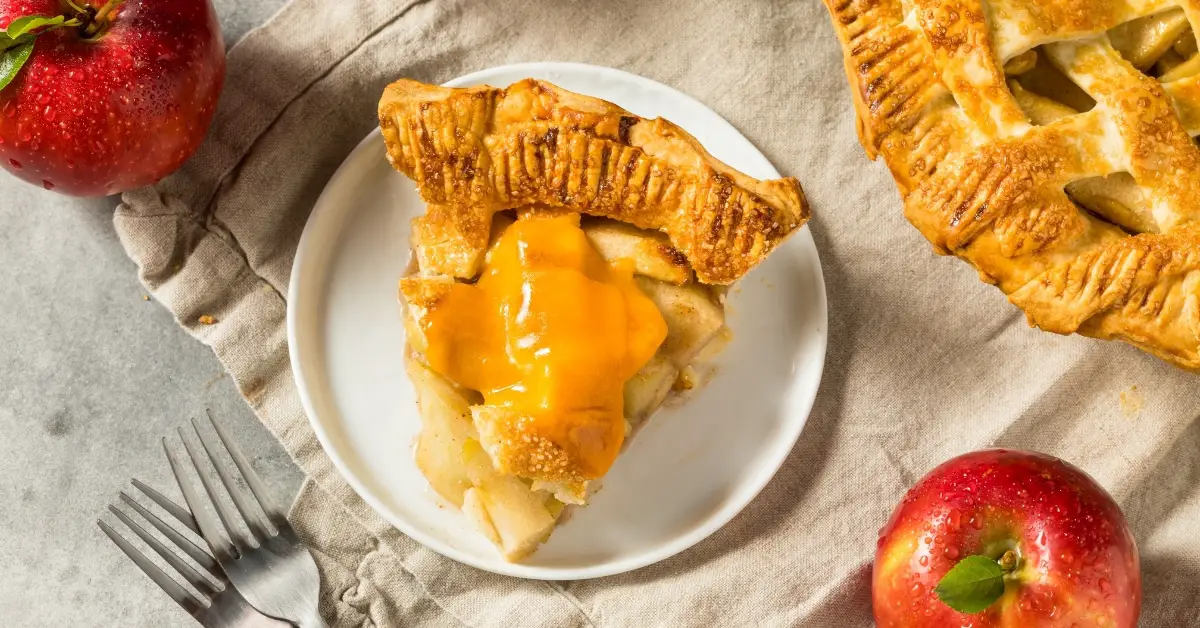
[{"x1": 287, "y1": 61, "x2": 829, "y2": 580}]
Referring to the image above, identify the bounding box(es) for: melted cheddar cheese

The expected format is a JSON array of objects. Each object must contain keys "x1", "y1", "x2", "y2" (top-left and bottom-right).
[{"x1": 419, "y1": 213, "x2": 667, "y2": 479}]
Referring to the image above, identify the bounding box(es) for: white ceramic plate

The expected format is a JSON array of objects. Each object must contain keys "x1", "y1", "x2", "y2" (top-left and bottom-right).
[{"x1": 288, "y1": 62, "x2": 827, "y2": 580}]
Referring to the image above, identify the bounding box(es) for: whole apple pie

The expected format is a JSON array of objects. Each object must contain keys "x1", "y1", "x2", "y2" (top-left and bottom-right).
[
  {"x1": 822, "y1": 1, "x2": 1200, "y2": 370},
  {"x1": 377, "y1": 78, "x2": 810, "y2": 560}
]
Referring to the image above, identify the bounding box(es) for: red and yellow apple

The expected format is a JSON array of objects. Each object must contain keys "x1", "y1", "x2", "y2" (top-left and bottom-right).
[
  {"x1": 874, "y1": 449, "x2": 1140, "y2": 627},
  {"x1": 0, "y1": 0, "x2": 224, "y2": 196}
]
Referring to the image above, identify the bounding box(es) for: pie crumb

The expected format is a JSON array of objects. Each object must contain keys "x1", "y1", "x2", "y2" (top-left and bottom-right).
[
  {"x1": 673, "y1": 368, "x2": 695, "y2": 391},
  {"x1": 1119, "y1": 385, "x2": 1143, "y2": 417},
  {"x1": 198, "y1": 315, "x2": 217, "y2": 325}
]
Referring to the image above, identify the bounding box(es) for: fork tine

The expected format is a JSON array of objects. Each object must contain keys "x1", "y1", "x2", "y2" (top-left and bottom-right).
[
  {"x1": 132, "y1": 479, "x2": 200, "y2": 535},
  {"x1": 163, "y1": 435, "x2": 237, "y2": 559},
  {"x1": 191, "y1": 417, "x2": 272, "y2": 542},
  {"x1": 119, "y1": 492, "x2": 219, "y2": 575},
  {"x1": 177, "y1": 426, "x2": 253, "y2": 551},
  {"x1": 98, "y1": 520, "x2": 205, "y2": 614},
  {"x1": 205, "y1": 409, "x2": 287, "y2": 526},
  {"x1": 108, "y1": 505, "x2": 221, "y2": 598}
]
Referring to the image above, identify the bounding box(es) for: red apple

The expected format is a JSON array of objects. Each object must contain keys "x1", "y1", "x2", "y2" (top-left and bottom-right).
[
  {"x1": 874, "y1": 449, "x2": 1140, "y2": 627},
  {"x1": 0, "y1": 0, "x2": 224, "y2": 196}
]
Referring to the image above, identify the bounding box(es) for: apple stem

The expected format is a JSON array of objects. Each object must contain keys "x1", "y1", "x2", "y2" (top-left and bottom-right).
[
  {"x1": 998, "y1": 549, "x2": 1018, "y2": 573},
  {"x1": 82, "y1": 0, "x2": 121, "y2": 38},
  {"x1": 64, "y1": 0, "x2": 86, "y2": 14}
]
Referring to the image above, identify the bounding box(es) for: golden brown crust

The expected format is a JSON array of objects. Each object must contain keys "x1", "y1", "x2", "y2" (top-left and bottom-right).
[
  {"x1": 472, "y1": 405, "x2": 589, "y2": 497},
  {"x1": 823, "y1": 0, "x2": 1200, "y2": 370},
  {"x1": 378, "y1": 78, "x2": 810, "y2": 284}
]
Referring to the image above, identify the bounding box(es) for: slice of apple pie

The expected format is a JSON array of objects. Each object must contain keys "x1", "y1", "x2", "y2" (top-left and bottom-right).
[{"x1": 378, "y1": 78, "x2": 810, "y2": 561}]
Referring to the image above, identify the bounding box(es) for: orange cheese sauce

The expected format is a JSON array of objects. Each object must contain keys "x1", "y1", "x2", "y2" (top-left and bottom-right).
[{"x1": 420, "y1": 213, "x2": 667, "y2": 478}]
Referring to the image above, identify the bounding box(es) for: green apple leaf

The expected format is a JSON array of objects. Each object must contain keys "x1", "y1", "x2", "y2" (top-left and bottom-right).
[
  {"x1": 0, "y1": 15, "x2": 69, "y2": 53},
  {"x1": 0, "y1": 39, "x2": 34, "y2": 92},
  {"x1": 0, "y1": 31, "x2": 30, "y2": 52},
  {"x1": 5, "y1": 15, "x2": 64, "y2": 39},
  {"x1": 933, "y1": 555, "x2": 1006, "y2": 614},
  {"x1": 0, "y1": 14, "x2": 71, "y2": 88}
]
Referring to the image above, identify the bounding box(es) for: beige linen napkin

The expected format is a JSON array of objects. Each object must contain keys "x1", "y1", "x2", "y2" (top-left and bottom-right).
[{"x1": 114, "y1": 0, "x2": 1200, "y2": 625}]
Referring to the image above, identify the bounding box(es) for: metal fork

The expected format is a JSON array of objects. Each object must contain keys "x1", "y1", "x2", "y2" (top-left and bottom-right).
[
  {"x1": 98, "y1": 480, "x2": 288, "y2": 627},
  {"x1": 165, "y1": 412, "x2": 328, "y2": 628}
]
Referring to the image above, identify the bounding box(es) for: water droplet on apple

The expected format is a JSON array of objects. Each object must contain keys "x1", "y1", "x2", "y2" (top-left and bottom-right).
[
  {"x1": 66, "y1": 159, "x2": 75, "y2": 169},
  {"x1": 948, "y1": 510, "x2": 962, "y2": 530},
  {"x1": 919, "y1": 555, "x2": 929, "y2": 567},
  {"x1": 943, "y1": 546, "x2": 959, "y2": 560},
  {"x1": 66, "y1": 70, "x2": 77, "y2": 80},
  {"x1": 910, "y1": 582, "x2": 924, "y2": 596},
  {"x1": 8, "y1": 159, "x2": 21, "y2": 169},
  {"x1": 18, "y1": 128, "x2": 31, "y2": 143},
  {"x1": 43, "y1": 106, "x2": 55, "y2": 123},
  {"x1": 42, "y1": 179, "x2": 53, "y2": 190},
  {"x1": 2, "y1": 102, "x2": 15, "y2": 118}
]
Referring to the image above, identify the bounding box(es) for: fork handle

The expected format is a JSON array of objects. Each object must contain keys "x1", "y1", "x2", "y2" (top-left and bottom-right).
[{"x1": 297, "y1": 610, "x2": 330, "y2": 628}]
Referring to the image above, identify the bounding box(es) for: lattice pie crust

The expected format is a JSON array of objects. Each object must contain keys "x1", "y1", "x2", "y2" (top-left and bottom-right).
[{"x1": 823, "y1": 1, "x2": 1200, "y2": 370}]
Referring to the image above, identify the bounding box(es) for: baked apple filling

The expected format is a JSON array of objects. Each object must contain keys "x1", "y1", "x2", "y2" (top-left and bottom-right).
[{"x1": 1001, "y1": 11, "x2": 1200, "y2": 236}]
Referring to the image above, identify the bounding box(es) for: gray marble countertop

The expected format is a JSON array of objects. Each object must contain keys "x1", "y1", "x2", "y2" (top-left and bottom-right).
[{"x1": 0, "y1": 2, "x2": 299, "y2": 626}]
